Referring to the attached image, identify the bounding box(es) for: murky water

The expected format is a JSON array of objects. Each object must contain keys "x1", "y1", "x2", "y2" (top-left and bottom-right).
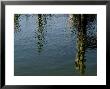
[{"x1": 14, "y1": 14, "x2": 97, "y2": 76}]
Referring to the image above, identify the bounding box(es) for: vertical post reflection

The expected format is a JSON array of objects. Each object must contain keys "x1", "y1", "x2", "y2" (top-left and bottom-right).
[
  {"x1": 36, "y1": 14, "x2": 46, "y2": 53},
  {"x1": 75, "y1": 14, "x2": 87, "y2": 75},
  {"x1": 14, "y1": 14, "x2": 21, "y2": 32},
  {"x1": 71, "y1": 14, "x2": 87, "y2": 75},
  {"x1": 71, "y1": 14, "x2": 97, "y2": 75}
]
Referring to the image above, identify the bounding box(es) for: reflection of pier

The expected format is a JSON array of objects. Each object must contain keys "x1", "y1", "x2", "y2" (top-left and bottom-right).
[
  {"x1": 14, "y1": 14, "x2": 21, "y2": 32},
  {"x1": 70, "y1": 14, "x2": 97, "y2": 75},
  {"x1": 35, "y1": 14, "x2": 47, "y2": 53},
  {"x1": 75, "y1": 14, "x2": 87, "y2": 75}
]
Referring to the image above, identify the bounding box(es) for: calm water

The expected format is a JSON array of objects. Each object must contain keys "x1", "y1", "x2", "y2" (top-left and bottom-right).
[{"x1": 14, "y1": 14, "x2": 97, "y2": 76}]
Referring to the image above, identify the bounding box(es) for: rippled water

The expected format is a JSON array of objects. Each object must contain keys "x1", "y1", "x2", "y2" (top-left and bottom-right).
[{"x1": 14, "y1": 14, "x2": 97, "y2": 76}]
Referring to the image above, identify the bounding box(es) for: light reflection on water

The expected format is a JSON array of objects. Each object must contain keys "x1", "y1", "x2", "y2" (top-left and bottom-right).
[{"x1": 14, "y1": 14, "x2": 97, "y2": 76}]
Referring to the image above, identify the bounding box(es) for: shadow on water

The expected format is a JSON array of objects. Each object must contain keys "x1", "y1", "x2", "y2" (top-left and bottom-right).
[
  {"x1": 35, "y1": 14, "x2": 47, "y2": 53},
  {"x1": 14, "y1": 14, "x2": 21, "y2": 32},
  {"x1": 71, "y1": 14, "x2": 97, "y2": 75}
]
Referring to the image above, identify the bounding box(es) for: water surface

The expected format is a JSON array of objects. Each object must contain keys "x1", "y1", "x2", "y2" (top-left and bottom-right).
[{"x1": 14, "y1": 14, "x2": 97, "y2": 76}]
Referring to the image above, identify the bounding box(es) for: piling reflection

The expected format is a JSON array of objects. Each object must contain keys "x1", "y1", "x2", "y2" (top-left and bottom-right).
[
  {"x1": 35, "y1": 14, "x2": 47, "y2": 53},
  {"x1": 71, "y1": 14, "x2": 97, "y2": 75},
  {"x1": 14, "y1": 14, "x2": 21, "y2": 32},
  {"x1": 74, "y1": 15, "x2": 87, "y2": 75}
]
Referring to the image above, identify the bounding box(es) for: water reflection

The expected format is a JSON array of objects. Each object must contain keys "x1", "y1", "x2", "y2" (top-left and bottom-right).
[
  {"x1": 14, "y1": 14, "x2": 97, "y2": 76},
  {"x1": 70, "y1": 14, "x2": 97, "y2": 75},
  {"x1": 35, "y1": 14, "x2": 47, "y2": 53},
  {"x1": 25, "y1": 14, "x2": 30, "y2": 21},
  {"x1": 14, "y1": 14, "x2": 21, "y2": 32}
]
